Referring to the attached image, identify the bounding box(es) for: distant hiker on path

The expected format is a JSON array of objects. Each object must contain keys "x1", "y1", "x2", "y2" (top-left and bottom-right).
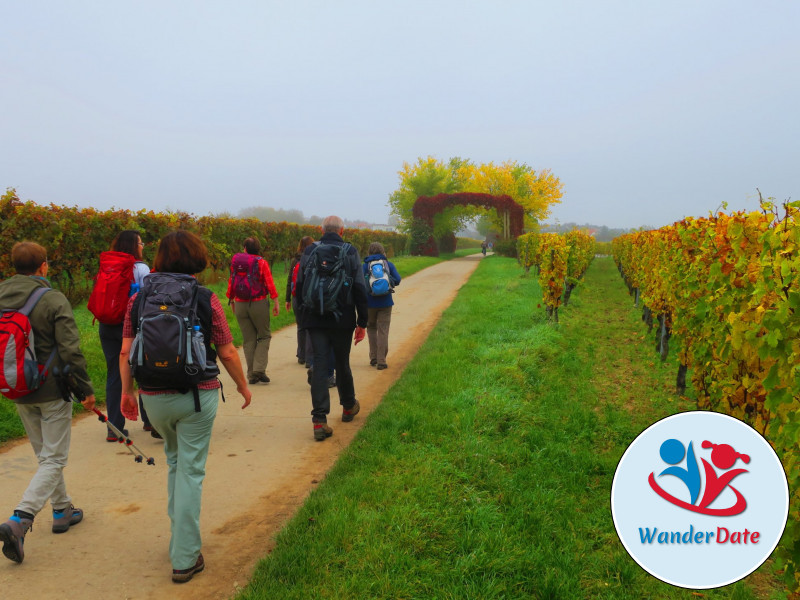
[
  {"x1": 0, "y1": 241, "x2": 96, "y2": 564},
  {"x1": 362, "y1": 242, "x2": 401, "y2": 370},
  {"x1": 295, "y1": 215, "x2": 368, "y2": 441},
  {"x1": 226, "y1": 237, "x2": 279, "y2": 385},
  {"x1": 119, "y1": 230, "x2": 252, "y2": 584},
  {"x1": 286, "y1": 235, "x2": 315, "y2": 367},
  {"x1": 87, "y1": 229, "x2": 153, "y2": 442}
]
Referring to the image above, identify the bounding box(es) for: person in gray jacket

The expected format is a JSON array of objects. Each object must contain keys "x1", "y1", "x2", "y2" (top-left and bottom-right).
[{"x1": 0, "y1": 241, "x2": 95, "y2": 564}]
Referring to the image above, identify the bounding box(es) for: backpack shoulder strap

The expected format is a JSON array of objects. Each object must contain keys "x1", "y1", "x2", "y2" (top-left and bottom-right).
[{"x1": 19, "y1": 287, "x2": 52, "y2": 316}]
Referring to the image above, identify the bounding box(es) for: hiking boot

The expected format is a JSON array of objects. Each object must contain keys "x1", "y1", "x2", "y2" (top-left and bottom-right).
[
  {"x1": 342, "y1": 399, "x2": 361, "y2": 423},
  {"x1": 370, "y1": 359, "x2": 377, "y2": 367},
  {"x1": 151, "y1": 429, "x2": 163, "y2": 439},
  {"x1": 257, "y1": 373, "x2": 270, "y2": 383},
  {"x1": 248, "y1": 376, "x2": 259, "y2": 385},
  {"x1": 297, "y1": 357, "x2": 305, "y2": 365},
  {"x1": 52, "y1": 505, "x2": 83, "y2": 534},
  {"x1": 377, "y1": 364, "x2": 388, "y2": 371},
  {"x1": 172, "y1": 553, "x2": 205, "y2": 583},
  {"x1": 313, "y1": 422, "x2": 333, "y2": 441},
  {"x1": 0, "y1": 516, "x2": 33, "y2": 563},
  {"x1": 106, "y1": 428, "x2": 129, "y2": 443}
]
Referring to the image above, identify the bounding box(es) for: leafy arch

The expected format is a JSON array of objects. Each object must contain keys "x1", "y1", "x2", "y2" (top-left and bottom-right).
[{"x1": 411, "y1": 192, "x2": 524, "y2": 256}]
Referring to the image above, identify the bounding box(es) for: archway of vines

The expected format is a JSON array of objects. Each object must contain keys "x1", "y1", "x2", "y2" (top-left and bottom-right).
[{"x1": 410, "y1": 192, "x2": 524, "y2": 256}]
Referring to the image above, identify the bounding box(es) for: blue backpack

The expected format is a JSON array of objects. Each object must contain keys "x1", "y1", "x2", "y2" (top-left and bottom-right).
[{"x1": 366, "y1": 259, "x2": 392, "y2": 296}]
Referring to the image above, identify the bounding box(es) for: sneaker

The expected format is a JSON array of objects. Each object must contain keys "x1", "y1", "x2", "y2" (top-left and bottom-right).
[
  {"x1": 0, "y1": 516, "x2": 33, "y2": 563},
  {"x1": 172, "y1": 553, "x2": 205, "y2": 583},
  {"x1": 313, "y1": 422, "x2": 333, "y2": 441},
  {"x1": 370, "y1": 359, "x2": 377, "y2": 367},
  {"x1": 342, "y1": 399, "x2": 361, "y2": 423},
  {"x1": 327, "y1": 375, "x2": 336, "y2": 388},
  {"x1": 258, "y1": 373, "x2": 270, "y2": 383},
  {"x1": 52, "y1": 505, "x2": 83, "y2": 534}
]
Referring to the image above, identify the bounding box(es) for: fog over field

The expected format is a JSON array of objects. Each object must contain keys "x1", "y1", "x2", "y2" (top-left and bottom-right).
[{"x1": 2, "y1": 1, "x2": 797, "y2": 229}]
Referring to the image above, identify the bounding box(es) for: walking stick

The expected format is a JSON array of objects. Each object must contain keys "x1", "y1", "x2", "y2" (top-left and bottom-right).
[{"x1": 53, "y1": 366, "x2": 155, "y2": 465}]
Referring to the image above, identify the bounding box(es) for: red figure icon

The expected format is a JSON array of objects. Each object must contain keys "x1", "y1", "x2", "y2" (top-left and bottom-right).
[{"x1": 697, "y1": 441, "x2": 749, "y2": 511}]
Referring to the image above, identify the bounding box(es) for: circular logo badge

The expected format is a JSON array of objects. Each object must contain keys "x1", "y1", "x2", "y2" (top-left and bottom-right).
[{"x1": 611, "y1": 411, "x2": 788, "y2": 589}]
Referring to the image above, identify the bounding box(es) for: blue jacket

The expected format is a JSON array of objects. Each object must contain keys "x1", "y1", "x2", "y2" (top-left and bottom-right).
[{"x1": 362, "y1": 254, "x2": 401, "y2": 308}]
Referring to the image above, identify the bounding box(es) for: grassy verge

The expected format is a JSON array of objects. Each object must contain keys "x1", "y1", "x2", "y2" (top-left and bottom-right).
[
  {"x1": 0, "y1": 250, "x2": 479, "y2": 444},
  {"x1": 236, "y1": 256, "x2": 784, "y2": 599}
]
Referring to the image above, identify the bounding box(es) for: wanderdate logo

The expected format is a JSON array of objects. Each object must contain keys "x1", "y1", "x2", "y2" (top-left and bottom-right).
[{"x1": 611, "y1": 412, "x2": 788, "y2": 589}]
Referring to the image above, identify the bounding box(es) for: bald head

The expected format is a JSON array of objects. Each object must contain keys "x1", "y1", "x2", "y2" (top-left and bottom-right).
[{"x1": 322, "y1": 215, "x2": 344, "y2": 234}]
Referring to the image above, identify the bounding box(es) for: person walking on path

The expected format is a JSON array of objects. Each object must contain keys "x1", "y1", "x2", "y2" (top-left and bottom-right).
[
  {"x1": 286, "y1": 236, "x2": 314, "y2": 367},
  {"x1": 295, "y1": 216, "x2": 368, "y2": 441},
  {"x1": 92, "y1": 230, "x2": 153, "y2": 442},
  {"x1": 119, "y1": 230, "x2": 252, "y2": 584},
  {"x1": 226, "y1": 237, "x2": 279, "y2": 384},
  {"x1": 362, "y1": 242, "x2": 401, "y2": 370},
  {"x1": 0, "y1": 241, "x2": 96, "y2": 564}
]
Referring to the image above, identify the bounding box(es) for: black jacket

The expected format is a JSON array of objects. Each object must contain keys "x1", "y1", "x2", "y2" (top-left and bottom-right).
[{"x1": 296, "y1": 232, "x2": 368, "y2": 330}]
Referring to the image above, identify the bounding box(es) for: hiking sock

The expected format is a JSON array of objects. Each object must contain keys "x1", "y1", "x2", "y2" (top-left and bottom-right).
[{"x1": 12, "y1": 510, "x2": 34, "y2": 521}]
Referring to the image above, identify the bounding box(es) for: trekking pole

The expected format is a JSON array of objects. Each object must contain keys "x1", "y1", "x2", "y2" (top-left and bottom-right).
[{"x1": 53, "y1": 366, "x2": 156, "y2": 466}]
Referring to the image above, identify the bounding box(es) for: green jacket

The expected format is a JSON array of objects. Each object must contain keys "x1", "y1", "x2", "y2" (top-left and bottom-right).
[{"x1": 0, "y1": 274, "x2": 94, "y2": 404}]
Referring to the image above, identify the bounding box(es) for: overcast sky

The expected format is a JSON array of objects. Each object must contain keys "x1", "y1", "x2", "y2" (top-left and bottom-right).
[{"x1": 2, "y1": 1, "x2": 797, "y2": 229}]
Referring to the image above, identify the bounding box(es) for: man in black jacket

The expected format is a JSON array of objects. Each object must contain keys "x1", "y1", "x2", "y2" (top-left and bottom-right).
[{"x1": 296, "y1": 216, "x2": 368, "y2": 441}]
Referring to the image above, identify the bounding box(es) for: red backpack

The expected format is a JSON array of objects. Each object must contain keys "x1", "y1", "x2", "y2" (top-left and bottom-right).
[
  {"x1": 0, "y1": 287, "x2": 57, "y2": 399},
  {"x1": 87, "y1": 251, "x2": 136, "y2": 325},
  {"x1": 291, "y1": 261, "x2": 301, "y2": 297},
  {"x1": 230, "y1": 253, "x2": 266, "y2": 300}
]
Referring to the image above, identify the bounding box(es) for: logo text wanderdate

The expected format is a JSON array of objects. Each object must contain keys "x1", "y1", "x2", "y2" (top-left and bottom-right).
[{"x1": 639, "y1": 525, "x2": 760, "y2": 545}]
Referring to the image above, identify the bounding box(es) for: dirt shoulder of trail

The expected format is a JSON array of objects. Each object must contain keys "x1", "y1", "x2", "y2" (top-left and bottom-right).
[{"x1": 0, "y1": 254, "x2": 483, "y2": 600}]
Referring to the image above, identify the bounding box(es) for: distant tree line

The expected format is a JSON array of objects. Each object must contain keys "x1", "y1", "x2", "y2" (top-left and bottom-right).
[{"x1": 539, "y1": 222, "x2": 642, "y2": 242}]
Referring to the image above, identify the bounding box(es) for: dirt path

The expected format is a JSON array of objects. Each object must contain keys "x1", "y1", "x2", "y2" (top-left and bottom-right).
[{"x1": 0, "y1": 254, "x2": 483, "y2": 600}]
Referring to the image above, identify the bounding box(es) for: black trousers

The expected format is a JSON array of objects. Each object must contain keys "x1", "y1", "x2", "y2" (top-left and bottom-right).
[{"x1": 308, "y1": 328, "x2": 357, "y2": 423}]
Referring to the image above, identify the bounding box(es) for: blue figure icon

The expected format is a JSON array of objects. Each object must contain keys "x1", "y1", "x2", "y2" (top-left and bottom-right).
[{"x1": 658, "y1": 439, "x2": 701, "y2": 505}]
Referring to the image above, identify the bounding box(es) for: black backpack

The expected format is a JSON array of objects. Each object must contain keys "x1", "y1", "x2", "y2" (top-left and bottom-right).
[
  {"x1": 129, "y1": 273, "x2": 220, "y2": 411},
  {"x1": 301, "y1": 242, "x2": 353, "y2": 320}
]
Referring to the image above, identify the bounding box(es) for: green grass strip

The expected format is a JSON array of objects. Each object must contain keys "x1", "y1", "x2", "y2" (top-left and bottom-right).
[{"x1": 236, "y1": 256, "x2": 783, "y2": 600}]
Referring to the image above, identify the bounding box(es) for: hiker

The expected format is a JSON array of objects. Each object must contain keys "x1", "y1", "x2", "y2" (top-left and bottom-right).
[
  {"x1": 362, "y1": 242, "x2": 401, "y2": 370},
  {"x1": 481, "y1": 240, "x2": 487, "y2": 255},
  {"x1": 0, "y1": 241, "x2": 96, "y2": 564},
  {"x1": 89, "y1": 230, "x2": 155, "y2": 442},
  {"x1": 295, "y1": 215, "x2": 368, "y2": 441},
  {"x1": 119, "y1": 230, "x2": 251, "y2": 583},
  {"x1": 286, "y1": 236, "x2": 315, "y2": 367},
  {"x1": 226, "y1": 237, "x2": 279, "y2": 384}
]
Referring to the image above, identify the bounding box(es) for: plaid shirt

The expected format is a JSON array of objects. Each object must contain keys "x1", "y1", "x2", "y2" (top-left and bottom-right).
[{"x1": 123, "y1": 290, "x2": 232, "y2": 394}]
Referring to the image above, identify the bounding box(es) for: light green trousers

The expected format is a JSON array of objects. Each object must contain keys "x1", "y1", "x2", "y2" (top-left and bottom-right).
[{"x1": 142, "y1": 389, "x2": 218, "y2": 571}]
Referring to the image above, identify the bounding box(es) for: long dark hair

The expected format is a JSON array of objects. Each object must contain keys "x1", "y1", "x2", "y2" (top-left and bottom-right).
[
  {"x1": 112, "y1": 230, "x2": 143, "y2": 260},
  {"x1": 297, "y1": 236, "x2": 314, "y2": 255}
]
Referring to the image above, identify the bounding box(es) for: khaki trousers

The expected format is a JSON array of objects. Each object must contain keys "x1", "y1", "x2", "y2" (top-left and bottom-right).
[
  {"x1": 233, "y1": 298, "x2": 272, "y2": 377},
  {"x1": 15, "y1": 399, "x2": 73, "y2": 516}
]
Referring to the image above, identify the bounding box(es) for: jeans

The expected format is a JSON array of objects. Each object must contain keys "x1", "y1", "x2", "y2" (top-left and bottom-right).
[{"x1": 98, "y1": 323, "x2": 124, "y2": 432}]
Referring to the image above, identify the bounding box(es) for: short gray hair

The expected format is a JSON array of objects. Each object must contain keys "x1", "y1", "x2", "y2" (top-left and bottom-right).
[{"x1": 322, "y1": 215, "x2": 344, "y2": 233}]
